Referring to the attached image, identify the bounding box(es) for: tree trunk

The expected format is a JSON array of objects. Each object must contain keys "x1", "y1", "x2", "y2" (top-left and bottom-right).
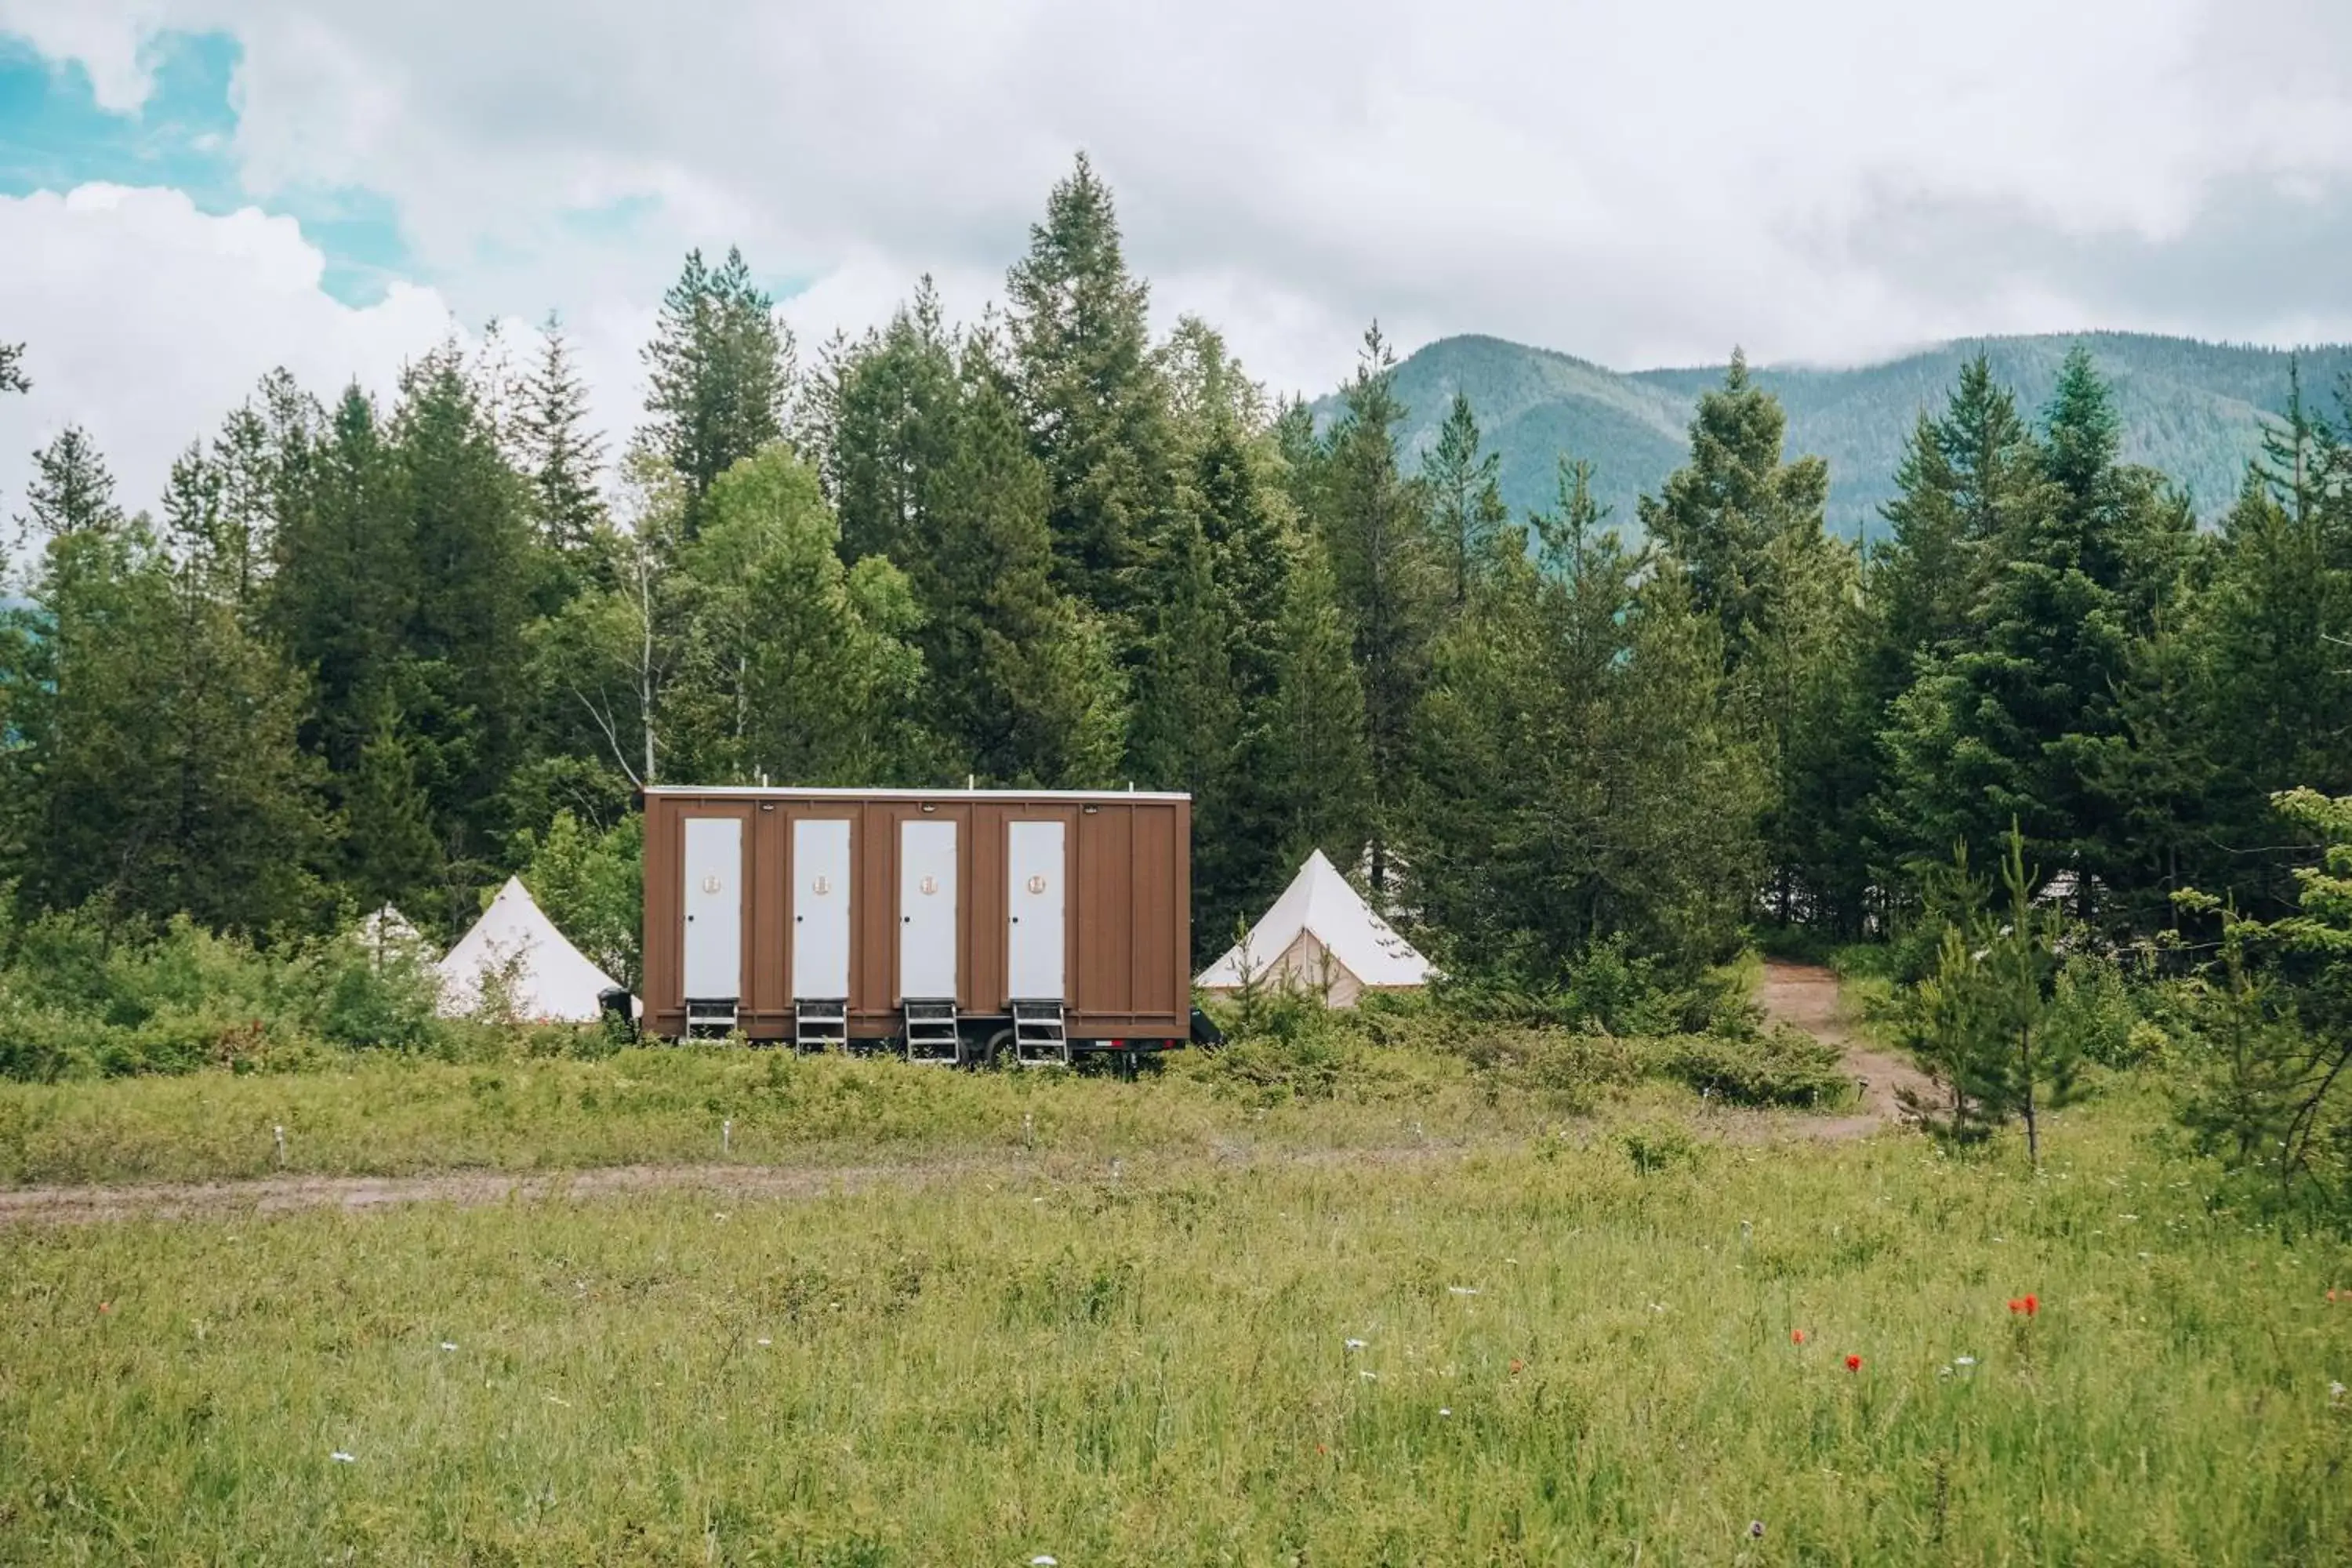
[{"x1": 2020, "y1": 1023, "x2": 2039, "y2": 1165}]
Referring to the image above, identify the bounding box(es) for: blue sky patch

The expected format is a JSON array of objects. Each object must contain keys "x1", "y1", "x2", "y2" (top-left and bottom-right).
[{"x1": 0, "y1": 29, "x2": 419, "y2": 307}]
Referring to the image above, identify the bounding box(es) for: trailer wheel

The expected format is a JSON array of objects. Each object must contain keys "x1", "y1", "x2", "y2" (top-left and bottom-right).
[{"x1": 982, "y1": 1026, "x2": 1018, "y2": 1069}]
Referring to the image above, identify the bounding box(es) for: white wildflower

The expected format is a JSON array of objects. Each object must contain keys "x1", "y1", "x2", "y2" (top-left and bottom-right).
[
  {"x1": 1360, "y1": 1370, "x2": 1378, "y2": 1381},
  {"x1": 330, "y1": 1451, "x2": 355, "y2": 1464},
  {"x1": 440, "y1": 1341, "x2": 457, "y2": 1352},
  {"x1": 1031, "y1": 1557, "x2": 1058, "y2": 1566},
  {"x1": 1439, "y1": 1407, "x2": 1453, "y2": 1417},
  {"x1": 1448, "y1": 1287, "x2": 1480, "y2": 1297},
  {"x1": 1345, "y1": 1338, "x2": 1368, "y2": 1351},
  {"x1": 1955, "y1": 1356, "x2": 1976, "y2": 1367},
  {"x1": 756, "y1": 1338, "x2": 772, "y2": 1348}
]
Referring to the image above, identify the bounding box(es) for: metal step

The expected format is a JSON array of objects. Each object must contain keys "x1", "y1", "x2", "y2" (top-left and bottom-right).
[
  {"x1": 684, "y1": 998, "x2": 739, "y2": 1039},
  {"x1": 793, "y1": 998, "x2": 848, "y2": 1053},
  {"x1": 1010, "y1": 999, "x2": 1070, "y2": 1069},
  {"x1": 902, "y1": 999, "x2": 963, "y2": 1065}
]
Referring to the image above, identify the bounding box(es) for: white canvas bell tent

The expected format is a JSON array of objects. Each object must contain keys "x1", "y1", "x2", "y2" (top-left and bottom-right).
[
  {"x1": 437, "y1": 877, "x2": 622, "y2": 1023},
  {"x1": 1195, "y1": 850, "x2": 1432, "y2": 1008}
]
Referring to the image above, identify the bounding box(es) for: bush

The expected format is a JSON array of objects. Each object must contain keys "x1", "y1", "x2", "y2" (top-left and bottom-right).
[
  {"x1": 1664, "y1": 1025, "x2": 1849, "y2": 1107},
  {"x1": 0, "y1": 906, "x2": 466, "y2": 1080}
]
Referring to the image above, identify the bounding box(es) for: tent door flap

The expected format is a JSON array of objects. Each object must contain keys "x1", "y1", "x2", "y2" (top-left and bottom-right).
[
  {"x1": 1005, "y1": 819, "x2": 1066, "y2": 1000},
  {"x1": 898, "y1": 819, "x2": 958, "y2": 1000},
  {"x1": 790, "y1": 818, "x2": 851, "y2": 998},
  {"x1": 681, "y1": 817, "x2": 742, "y2": 999}
]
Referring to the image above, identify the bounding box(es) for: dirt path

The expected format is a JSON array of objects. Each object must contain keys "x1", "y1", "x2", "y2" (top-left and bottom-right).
[
  {"x1": 1754, "y1": 960, "x2": 1934, "y2": 1140},
  {"x1": 0, "y1": 1144, "x2": 1472, "y2": 1229}
]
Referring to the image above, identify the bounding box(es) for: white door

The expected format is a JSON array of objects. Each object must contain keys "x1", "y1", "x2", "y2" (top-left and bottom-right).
[
  {"x1": 790, "y1": 818, "x2": 852, "y2": 999},
  {"x1": 898, "y1": 819, "x2": 958, "y2": 1000},
  {"x1": 682, "y1": 817, "x2": 742, "y2": 999},
  {"x1": 1006, "y1": 820, "x2": 1066, "y2": 1000}
]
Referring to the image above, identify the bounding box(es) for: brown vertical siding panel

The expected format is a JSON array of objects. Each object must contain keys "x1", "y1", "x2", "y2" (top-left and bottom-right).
[
  {"x1": 750, "y1": 801, "x2": 786, "y2": 1028},
  {"x1": 973, "y1": 804, "x2": 1005, "y2": 1011},
  {"x1": 1130, "y1": 804, "x2": 1178, "y2": 1020},
  {"x1": 1077, "y1": 804, "x2": 1134, "y2": 1017},
  {"x1": 854, "y1": 802, "x2": 895, "y2": 1031},
  {"x1": 641, "y1": 796, "x2": 681, "y2": 1035},
  {"x1": 1175, "y1": 797, "x2": 1193, "y2": 1012}
]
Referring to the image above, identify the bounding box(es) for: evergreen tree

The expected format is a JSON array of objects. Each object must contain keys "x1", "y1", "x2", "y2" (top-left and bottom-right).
[
  {"x1": 641, "y1": 247, "x2": 793, "y2": 535},
  {"x1": 11, "y1": 508, "x2": 326, "y2": 930},
  {"x1": 1004, "y1": 153, "x2": 1174, "y2": 623},
  {"x1": 1315, "y1": 323, "x2": 1440, "y2": 890},
  {"x1": 389, "y1": 345, "x2": 543, "y2": 895},
  {"x1": 514, "y1": 313, "x2": 608, "y2": 554},
  {"x1": 17, "y1": 426, "x2": 125, "y2": 538},
  {"x1": 0, "y1": 341, "x2": 25, "y2": 395},
  {"x1": 909, "y1": 333, "x2": 1126, "y2": 788},
  {"x1": 1129, "y1": 505, "x2": 1242, "y2": 920},
  {"x1": 823, "y1": 281, "x2": 957, "y2": 565},
  {"x1": 1408, "y1": 457, "x2": 1763, "y2": 980},
  {"x1": 1263, "y1": 536, "x2": 1374, "y2": 873},
  {"x1": 1876, "y1": 350, "x2": 2187, "y2": 926},
  {"x1": 1636, "y1": 349, "x2": 1832, "y2": 670},
  {"x1": 1422, "y1": 391, "x2": 1509, "y2": 608}
]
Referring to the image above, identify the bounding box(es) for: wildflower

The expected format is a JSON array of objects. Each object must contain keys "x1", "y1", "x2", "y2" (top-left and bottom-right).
[
  {"x1": 2332, "y1": 1381, "x2": 2346, "y2": 1402},
  {"x1": 1938, "y1": 1365, "x2": 1952, "y2": 1377},
  {"x1": 97, "y1": 1302, "x2": 111, "y2": 1316},
  {"x1": 1345, "y1": 1338, "x2": 1368, "y2": 1352},
  {"x1": 1790, "y1": 1329, "x2": 1806, "y2": 1345},
  {"x1": 2024, "y1": 1294, "x2": 2039, "y2": 1316},
  {"x1": 1750, "y1": 1520, "x2": 1766, "y2": 1539},
  {"x1": 756, "y1": 1338, "x2": 772, "y2": 1348},
  {"x1": 1845, "y1": 1354, "x2": 1863, "y2": 1372},
  {"x1": 2007, "y1": 1298, "x2": 2023, "y2": 1313},
  {"x1": 1509, "y1": 1358, "x2": 1524, "y2": 1375},
  {"x1": 1316, "y1": 1443, "x2": 1328, "y2": 1455},
  {"x1": 1031, "y1": 1557, "x2": 1058, "y2": 1566},
  {"x1": 1360, "y1": 1370, "x2": 1378, "y2": 1381},
  {"x1": 440, "y1": 1341, "x2": 457, "y2": 1352},
  {"x1": 330, "y1": 1451, "x2": 355, "y2": 1464},
  {"x1": 1449, "y1": 1286, "x2": 1481, "y2": 1297},
  {"x1": 1439, "y1": 1407, "x2": 1454, "y2": 1417},
  {"x1": 1955, "y1": 1356, "x2": 1976, "y2": 1367}
]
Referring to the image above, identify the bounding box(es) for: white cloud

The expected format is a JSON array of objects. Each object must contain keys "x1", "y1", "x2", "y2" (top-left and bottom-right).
[
  {"x1": 6, "y1": 0, "x2": 2352, "y2": 434},
  {"x1": 0, "y1": 185, "x2": 454, "y2": 518}
]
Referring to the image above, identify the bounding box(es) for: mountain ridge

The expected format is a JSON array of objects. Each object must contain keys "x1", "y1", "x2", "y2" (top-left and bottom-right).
[{"x1": 1313, "y1": 330, "x2": 2352, "y2": 538}]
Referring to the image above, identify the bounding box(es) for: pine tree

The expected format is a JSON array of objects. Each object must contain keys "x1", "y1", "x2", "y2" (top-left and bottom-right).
[
  {"x1": 1263, "y1": 537, "x2": 1373, "y2": 873},
  {"x1": 390, "y1": 345, "x2": 542, "y2": 884},
  {"x1": 13, "y1": 507, "x2": 327, "y2": 930},
  {"x1": 1315, "y1": 323, "x2": 1440, "y2": 890},
  {"x1": 909, "y1": 333, "x2": 1126, "y2": 788},
  {"x1": 641, "y1": 247, "x2": 793, "y2": 534},
  {"x1": 1004, "y1": 153, "x2": 1174, "y2": 623},
  {"x1": 343, "y1": 695, "x2": 445, "y2": 916},
  {"x1": 17, "y1": 426, "x2": 125, "y2": 537},
  {"x1": 823, "y1": 281, "x2": 956, "y2": 565},
  {"x1": 1129, "y1": 506, "x2": 1242, "y2": 925},
  {"x1": 515, "y1": 313, "x2": 608, "y2": 554},
  {"x1": 1636, "y1": 349, "x2": 1831, "y2": 670},
  {"x1": 1422, "y1": 391, "x2": 1509, "y2": 609},
  {"x1": 0, "y1": 341, "x2": 26, "y2": 394}
]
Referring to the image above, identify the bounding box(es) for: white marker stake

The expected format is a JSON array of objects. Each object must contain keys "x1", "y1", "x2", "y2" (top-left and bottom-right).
[{"x1": 722, "y1": 1118, "x2": 732, "y2": 1156}]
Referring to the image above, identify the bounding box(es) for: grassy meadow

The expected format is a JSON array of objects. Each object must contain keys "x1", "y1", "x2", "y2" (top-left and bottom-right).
[{"x1": 3, "y1": 1072, "x2": 2350, "y2": 1564}]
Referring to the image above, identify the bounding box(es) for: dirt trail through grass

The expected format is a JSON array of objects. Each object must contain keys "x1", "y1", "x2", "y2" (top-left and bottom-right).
[
  {"x1": 1755, "y1": 959, "x2": 1933, "y2": 1139},
  {"x1": 0, "y1": 1143, "x2": 1467, "y2": 1228}
]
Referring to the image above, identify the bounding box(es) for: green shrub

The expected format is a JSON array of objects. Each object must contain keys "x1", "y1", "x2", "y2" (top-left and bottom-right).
[{"x1": 1665, "y1": 1025, "x2": 1850, "y2": 1108}]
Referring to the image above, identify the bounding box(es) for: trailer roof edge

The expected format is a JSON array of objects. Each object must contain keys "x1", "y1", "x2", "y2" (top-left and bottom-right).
[{"x1": 641, "y1": 786, "x2": 1193, "y2": 803}]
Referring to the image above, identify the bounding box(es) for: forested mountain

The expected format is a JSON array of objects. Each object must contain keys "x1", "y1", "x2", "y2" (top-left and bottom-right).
[{"x1": 1344, "y1": 332, "x2": 2352, "y2": 536}]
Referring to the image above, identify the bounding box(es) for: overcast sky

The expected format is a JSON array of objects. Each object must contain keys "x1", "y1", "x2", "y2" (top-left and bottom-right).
[{"x1": 2, "y1": 0, "x2": 2350, "y2": 515}]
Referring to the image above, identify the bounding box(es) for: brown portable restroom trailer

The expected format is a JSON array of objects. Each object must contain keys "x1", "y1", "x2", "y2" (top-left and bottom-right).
[{"x1": 641, "y1": 787, "x2": 1192, "y2": 1063}]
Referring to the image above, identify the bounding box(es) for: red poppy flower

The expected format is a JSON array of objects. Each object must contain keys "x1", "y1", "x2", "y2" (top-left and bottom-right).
[
  {"x1": 1844, "y1": 1354, "x2": 1862, "y2": 1372},
  {"x1": 2007, "y1": 1298, "x2": 2022, "y2": 1313},
  {"x1": 2024, "y1": 1294, "x2": 2039, "y2": 1316},
  {"x1": 1790, "y1": 1329, "x2": 1806, "y2": 1345}
]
